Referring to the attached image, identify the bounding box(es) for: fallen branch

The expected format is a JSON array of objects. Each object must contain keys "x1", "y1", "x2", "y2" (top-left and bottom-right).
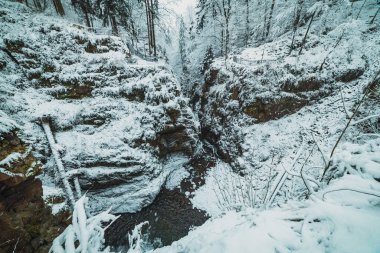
[
  {"x1": 351, "y1": 114, "x2": 380, "y2": 126},
  {"x1": 281, "y1": 163, "x2": 320, "y2": 187},
  {"x1": 41, "y1": 117, "x2": 76, "y2": 208},
  {"x1": 300, "y1": 145, "x2": 317, "y2": 195},
  {"x1": 319, "y1": 30, "x2": 345, "y2": 71},
  {"x1": 265, "y1": 138, "x2": 305, "y2": 207}
]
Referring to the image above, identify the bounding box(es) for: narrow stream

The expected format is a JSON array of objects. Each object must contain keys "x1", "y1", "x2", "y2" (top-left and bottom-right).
[{"x1": 105, "y1": 148, "x2": 216, "y2": 252}]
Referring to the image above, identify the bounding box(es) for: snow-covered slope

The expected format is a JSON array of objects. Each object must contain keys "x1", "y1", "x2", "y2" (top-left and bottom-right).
[
  {"x1": 154, "y1": 175, "x2": 380, "y2": 253},
  {"x1": 195, "y1": 0, "x2": 380, "y2": 206}
]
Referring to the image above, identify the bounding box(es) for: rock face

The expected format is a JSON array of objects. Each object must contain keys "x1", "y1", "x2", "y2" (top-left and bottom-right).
[
  {"x1": 0, "y1": 128, "x2": 70, "y2": 253},
  {"x1": 0, "y1": 0, "x2": 199, "y2": 215},
  {"x1": 195, "y1": 21, "x2": 372, "y2": 167}
]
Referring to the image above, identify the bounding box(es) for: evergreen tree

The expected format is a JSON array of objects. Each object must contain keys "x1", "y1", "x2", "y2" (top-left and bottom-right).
[{"x1": 201, "y1": 46, "x2": 214, "y2": 75}]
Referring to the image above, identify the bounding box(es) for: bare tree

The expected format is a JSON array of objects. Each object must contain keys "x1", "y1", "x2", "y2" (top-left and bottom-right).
[
  {"x1": 265, "y1": 0, "x2": 276, "y2": 39},
  {"x1": 52, "y1": 0, "x2": 65, "y2": 16},
  {"x1": 144, "y1": 0, "x2": 157, "y2": 57}
]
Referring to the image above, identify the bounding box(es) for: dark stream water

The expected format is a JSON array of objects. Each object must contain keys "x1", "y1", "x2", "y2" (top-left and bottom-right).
[{"x1": 105, "y1": 154, "x2": 215, "y2": 252}]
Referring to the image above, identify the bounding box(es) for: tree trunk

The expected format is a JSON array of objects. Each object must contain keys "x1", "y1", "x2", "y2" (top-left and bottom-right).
[
  {"x1": 145, "y1": 0, "x2": 152, "y2": 55},
  {"x1": 150, "y1": 0, "x2": 157, "y2": 57},
  {"x1": 145, "y1": 0, "x2": 157, "y2": 57},
  {"x1": 110, "y1": 15, "x2": 118, "y2": 35},
  {"x1": 52, "y1": 0, "x2": 65, "y2": 16},
  {"x1": 289, "y1": 0, "x2": 304, "y2": 55},
  {"x1": 109, "y1": 1, "x2": 118, "y2": 36},
  {"x1": 266, "y1": 0, "x2": 276, "y2": 38},
  {"x1": 299, "y1": 9, "x2": 317, "y2": 55},
  {"x1": 81, "y1": 0, "x2": 92, "y2": 29},
  {"x1": 245, "y1": 0, "x2": 249, "y2": 47}
]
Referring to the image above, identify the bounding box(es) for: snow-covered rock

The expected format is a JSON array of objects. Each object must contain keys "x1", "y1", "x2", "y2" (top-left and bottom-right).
[{"x1": 0, "y1": 0, "x2": 198, "y2": 213}]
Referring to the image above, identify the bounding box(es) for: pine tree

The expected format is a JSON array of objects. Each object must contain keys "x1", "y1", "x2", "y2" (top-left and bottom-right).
[{"x1": 201, "y1": 46, "x2": 214, "y2": 75}]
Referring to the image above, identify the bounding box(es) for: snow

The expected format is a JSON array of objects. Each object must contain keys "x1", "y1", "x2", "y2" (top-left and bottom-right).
[
  {"x1": 0, "y1": 110, "x2": 18, "y2": 137},
  {"x1": 0, "y1": 152, "x2": 22, "y2": 167},
  {"x1": 50, "y1": 195, "x2": 118, "y2": 253},
  {"x1": 153, "y1": 172, "x2": 380, "y2": 253}
]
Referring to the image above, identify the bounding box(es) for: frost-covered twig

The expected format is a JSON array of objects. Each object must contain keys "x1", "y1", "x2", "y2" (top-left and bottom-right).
[
  {"x1": 323, "y1": 188, "x2": 380, "y2": 200},
  {"x1": 262, "y1": 165, "x2": 273, "y2": 205},
  {"x1": 12, "y1": 237, "x2": 19, "y2": 253},
  {"x1": 339, "y1": 88, "x2": 352, "y2": 119},
  {"x1": 73, "y1": 177, "x2": 82, "y2": 199},
  {"x1": 310, "y1": 132, "x2": 328, "y2": 167},
  {"x1": 266, "y1": 138, "x2": 305, "y2": 207},
  {"x1": 300, "y1": 145, "x2": 317, "y2": 195},
  {"x1": 353, "y1": 133, "x2": 380, "y2": 139},
  {"x1": 356, "y1": 0, "x2": 367, "y2": 19},
  {"x1": 319, "y1": 30, "x2": 345, "y2": 71},
  {"x1": 370, "y1": 7, "x2": 380, "y2": 24},
  {"x1": 351, "y1": 114, "x2": 380, "y2": 126}
]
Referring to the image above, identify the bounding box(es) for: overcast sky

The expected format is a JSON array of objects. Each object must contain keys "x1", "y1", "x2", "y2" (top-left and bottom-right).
[{"x1": 163, "y1": 0, "x2": 197, "y2": 17}]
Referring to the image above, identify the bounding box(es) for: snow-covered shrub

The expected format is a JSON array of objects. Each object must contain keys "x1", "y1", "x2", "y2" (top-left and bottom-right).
[
  {"x1": 50, "y1": 196, "x2": 117, "y2": 253},
  {"x1": 329, "y1": 138, "x2": 380, "y2": 180},
  {"x1": 192, "y1": 162, "x2": 260, "y2": 215}
]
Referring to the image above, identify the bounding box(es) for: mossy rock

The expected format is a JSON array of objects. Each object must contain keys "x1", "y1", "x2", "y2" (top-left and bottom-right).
[
  {"x1": 43, "y1": 63, "x2": 56, "y2": 73},
  {"x1": 0, "y1": 131, "x2": 71, "y2": 253},
  {"x1": 243, "y1": 95, "x2": 308, "y2": 122},
  {"x1": 56, "y1": 85, "x2": 93, "y2": 99},
  {"x1": 166, "y1": 107, "x2": 181, "y2": 123},
  {"x1": 157, "y1": 125, "x2": 194, "y2": 157},
  {"x1": 121, "y1": 87, "x2": 146, "y2": 102},
  {"x1": 282, "y1": 76, "x2": 323, "y2": 93},
  {"x1": 0, "y1": 131, "x2": 41, "y2": 187},
  {"x1": 336, "y1": 68, "x2": 364, "y2": 82},
  {"x1": 85, "y1": 41, "x2": 98, "y2": 53},
  {"x1": 0, "y1": 178, "x2": 71, "y2": 253},
  {"x1": 230, "y1": 86, "x2": 240, "y2": 100},
  {"x1": 55, "y1": 80, "x2": 94, "y2": 99},
  {"x1": 4, "y1": 38, "x2": 25, "y2": 53},
  {"x1": 0, "y1": 131, "x2": 24, "y2": 161}
]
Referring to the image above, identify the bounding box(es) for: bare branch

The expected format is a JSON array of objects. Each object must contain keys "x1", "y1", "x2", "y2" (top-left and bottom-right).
[{"x1": 323, "y1": 188, "x2": 380, "y2": 200}]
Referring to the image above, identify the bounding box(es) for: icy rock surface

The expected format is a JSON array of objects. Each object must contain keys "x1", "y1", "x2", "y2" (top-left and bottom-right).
[{"x1": 0, "y1": 1, "x2": 198, "y2": 213}]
